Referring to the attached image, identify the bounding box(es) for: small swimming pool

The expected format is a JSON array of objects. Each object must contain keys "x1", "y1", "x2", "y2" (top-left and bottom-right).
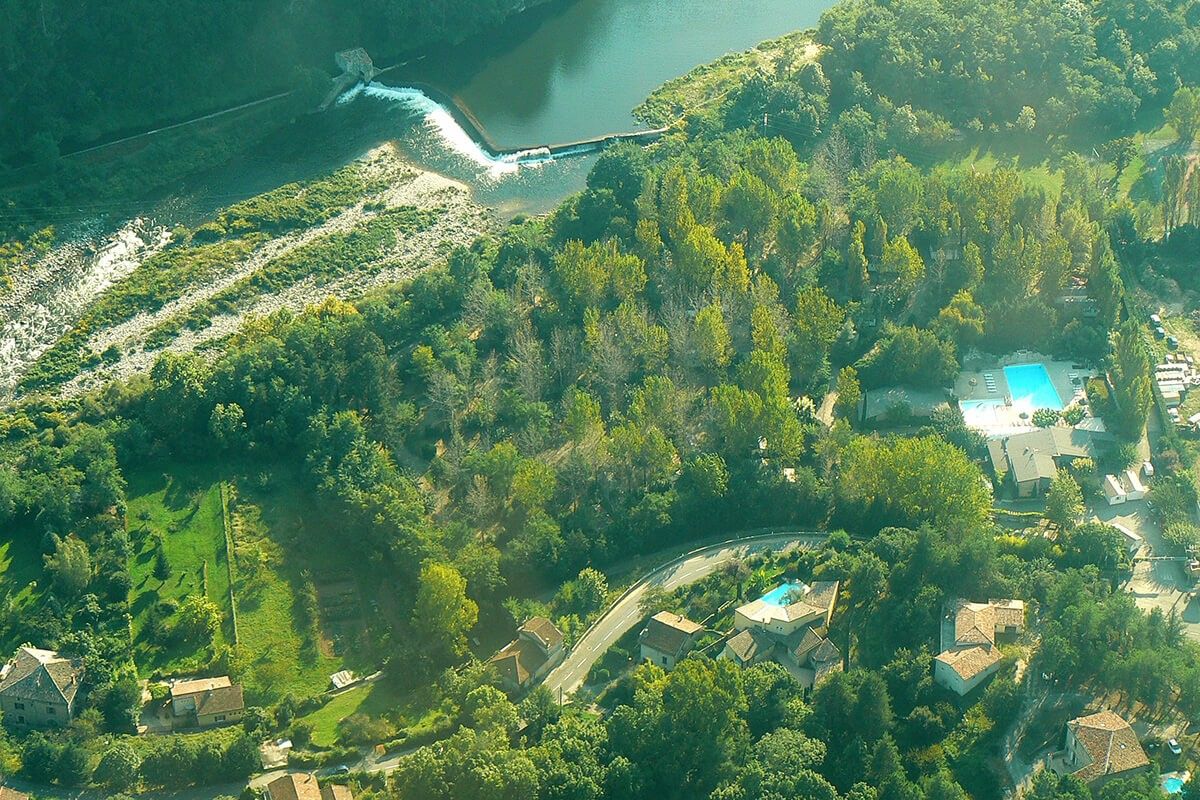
[
  {"x1": 1163, "y1": 775, "x2": 1187, "y2": 795},
  {"x1": 1003, "y1": 363, "x2": 1064, "y2": 411},
  {"x1": 759, "y1": 581, "x2": 807, "y2": 607}
]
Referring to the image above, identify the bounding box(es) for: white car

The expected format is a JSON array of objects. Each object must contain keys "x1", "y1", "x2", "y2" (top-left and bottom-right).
[{"x1": 1168, "y1": 738, "x2": 1182, "y2": 755}]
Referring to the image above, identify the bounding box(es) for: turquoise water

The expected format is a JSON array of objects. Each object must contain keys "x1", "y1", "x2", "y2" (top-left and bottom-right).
[
  {"x1": 760, "y1": 582, "x2": 807, "y2": 607},
  {"x1": 1003, "y1": 364, "x2": 1064, "y2": 411},
  {"x1": 1163, "y1": 777, "x2": 1186, "y2": 795}
]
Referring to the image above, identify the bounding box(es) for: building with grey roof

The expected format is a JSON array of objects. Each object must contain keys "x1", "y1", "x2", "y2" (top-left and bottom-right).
[
  {"x1": 0, "y1": 646, "x2": 84, "y2": 727},
  {"x1": 987, "y1": 427, "x2": 1111, "y2": 497}
]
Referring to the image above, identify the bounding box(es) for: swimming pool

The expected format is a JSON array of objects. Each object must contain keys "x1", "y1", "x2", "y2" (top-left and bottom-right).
[
  {"x1": 759, "y1": 581, "x2": 808, "y2": 607},
  {"x1": 1003, "y1": 363, "x2": 1064, "y2": 411},
  {"x1": 1163, "y1": 775, "x2": 1187, "y2": 795}
]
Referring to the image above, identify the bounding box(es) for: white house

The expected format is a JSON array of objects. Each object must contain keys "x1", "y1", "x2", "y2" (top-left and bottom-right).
[
  {"x1": 1103, "y1": 475, "x2": 1127, "y2": 505},
  {"x1": 639, "y1": 612, "x2": 703, "y2": 670},
  {"x1": 1121, "y1": 470, "x2": 1146, "y2": 500},
  {"x1": 933, "y1": 599, "x2": 1024, "y2": 696}
]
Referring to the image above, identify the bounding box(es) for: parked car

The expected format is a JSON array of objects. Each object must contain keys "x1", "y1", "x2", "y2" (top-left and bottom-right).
[
  {"x1": 1168, "y1": 738, "x2": 1182, "y2": 755},
  {"x1": 1155, "y1": 326, "x2": 1167, "y2": 339},
  {"x1": 1168, "y1": 335, "x2": 1180, "y2": 349},
  {"x1": 1151, "y1": 313, "x2": 1162, "y2": 325}
]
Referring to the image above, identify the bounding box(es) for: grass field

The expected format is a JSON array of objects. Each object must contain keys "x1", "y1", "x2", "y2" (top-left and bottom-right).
[
  {"x1": 126, "y1": 465, "x2": 232, "y2": 676},
  {"x1": 296, "y1": 680, "x2": 441, "y2": 748},
  {"x1": 121, "y1": 458, "x2": 389, "y2": 702},
  {"x1": 226, "y1": 466, "x2": 378, "y2": 703},
  {"x1": 0, "y1": 523, "x2": 46, "y2": 651}
]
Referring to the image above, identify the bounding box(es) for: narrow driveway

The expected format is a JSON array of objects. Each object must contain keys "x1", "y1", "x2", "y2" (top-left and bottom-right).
[{"x1": 542, "y1": 531, "x2": 828, "y2": 699}]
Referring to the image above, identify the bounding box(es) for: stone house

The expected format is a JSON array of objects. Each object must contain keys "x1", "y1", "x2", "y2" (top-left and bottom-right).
[
  {"x1": 0, "y1": 646, "x2": 84, "y2": 727},
  {"x1": 933, "y1": 599, "x2": 1024, "y2": 696},
  {"x1": 489, "y1": 617, "x2": 565, "y2": 693},
  {"x1": 639, "y1": 611, "x2": 703, "y2": 669},
  {"x1": 1058, "y1": 710, "x2": 1149, "y2": 787},
  {"x1": 170, "y1": 676, "x2": 245, "y2": 728},
  {"x1": 266, "y1": 773, "x2": 353, "y2": 800}
]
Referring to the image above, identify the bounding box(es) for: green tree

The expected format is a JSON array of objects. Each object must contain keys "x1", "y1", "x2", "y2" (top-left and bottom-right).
[
  {"x1": 1109, "y1": 320, "x2": 1152, "y2": 437},
  {"x1": 209, "y1": 403, "x2": 247, "y2": 451},
  {"x1": 177, "y1": 594, "x2": 222, "y2": 646},
  {"x1": 694, "y1": 303, "x2": 733, "y2": 375},
  {"x1": 1045, "y1": 469, "x2": 1084, "y2": 530},
  {"x1": 881, "y1": 236, "x2": 925, "y2": 299},
  {"x1": 847, "y1": 220, "x2": 870, "y2": 297},
  {"x1": 935, "y1": 291, "x2": 985, "y2": 346},
  {"x1": 836, "y1": 366, "x2": 863, "y2": 421},
  {"x1": 1167, "y1": 86, "x2": 1200, "y2": 143},
  {"x1": 836, "y1": 436, "x2": 991, "y2": 532},
  {"x1": 414, "y1": 563, "x2": 478, "y2": 660},
  {"x1": 94, "y1": 743, "x2": 140, "y2": 791},
  {"x1": 44, "y1": 535, "x2": 91, "y2": 596}
]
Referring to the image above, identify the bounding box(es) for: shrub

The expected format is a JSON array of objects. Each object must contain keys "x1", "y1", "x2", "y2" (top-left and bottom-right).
[
  {"x1": 1163, "y1": 521, "x2": 1200, "y2": 552},
  {"x1": 1032, "y1": 408, "x2": 1060, "y2": 427}
]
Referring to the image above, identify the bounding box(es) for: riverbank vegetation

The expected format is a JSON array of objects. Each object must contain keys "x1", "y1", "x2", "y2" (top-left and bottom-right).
[
  {"x1": 2, "y1": 0, "x2": 1200, "y2": 797},
  {"x1": 0, "y1": 0, "x2": 551, "y2": 169}
]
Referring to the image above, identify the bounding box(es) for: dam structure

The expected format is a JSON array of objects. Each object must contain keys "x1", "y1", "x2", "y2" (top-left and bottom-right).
[{"x1": 329, "y1": 49, "x2": 669, "y2": 174}]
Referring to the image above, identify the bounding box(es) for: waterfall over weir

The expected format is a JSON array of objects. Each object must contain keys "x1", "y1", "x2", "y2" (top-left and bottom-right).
[{"x1": 339, "y1": 82, "x2": 660, "y2": 178}]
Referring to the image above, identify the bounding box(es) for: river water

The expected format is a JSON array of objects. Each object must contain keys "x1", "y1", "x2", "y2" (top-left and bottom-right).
[
  {"x1": 2, "y1": 0, "x2": 834, "y2": 396},
  {"x1": 178, "y1": 0, "x2": 833, "y2": 219}
]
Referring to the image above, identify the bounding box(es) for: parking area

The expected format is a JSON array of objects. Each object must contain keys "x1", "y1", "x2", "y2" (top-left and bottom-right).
[{"x1": 1092, "y1": 499, "x2": 1200, "y2": 642}]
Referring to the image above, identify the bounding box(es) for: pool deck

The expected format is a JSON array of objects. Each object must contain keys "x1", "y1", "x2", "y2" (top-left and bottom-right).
[{"x1": 955, "y1": 353, "x2": 1096, "y2": 438}]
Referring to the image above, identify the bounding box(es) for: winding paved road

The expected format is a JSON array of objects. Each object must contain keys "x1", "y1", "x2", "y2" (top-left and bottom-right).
[{"x1": 542, "y1": 530, "x2": 828, "y2": 699}]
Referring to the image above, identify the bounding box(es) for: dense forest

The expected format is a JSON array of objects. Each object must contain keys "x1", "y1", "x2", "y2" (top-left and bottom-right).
[
  {"x1": 1, "y1": 0, "x2": 1200, "y2": 796},
  {"x1": 0, "y1": 0, "x2": 547, "y2": 165}
]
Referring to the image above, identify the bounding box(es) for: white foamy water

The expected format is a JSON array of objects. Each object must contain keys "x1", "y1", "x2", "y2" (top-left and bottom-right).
[
  {"x1": 0, "y1": 219, "x2": 170, "y2": 396},
  {"x1": 356, "y1": 83, "x2": 556, "y2": 177}
]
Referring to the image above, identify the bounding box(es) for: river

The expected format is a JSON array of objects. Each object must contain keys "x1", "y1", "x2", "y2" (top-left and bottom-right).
[
  {"x1": 177, "y1": 0, "x2": 833, "y2": 219},
  {"x1": 1, "y1": 0, "x2": 835, "y2": 396}
]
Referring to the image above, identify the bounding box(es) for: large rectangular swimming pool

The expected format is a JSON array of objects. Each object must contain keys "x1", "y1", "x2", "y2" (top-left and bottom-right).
[
  {"x1": 1003, "y1": 363, "x2": 1064, "y2": 411},
  {"x1": 759, "y1": 581, "x2": 807, "y2": 607}
]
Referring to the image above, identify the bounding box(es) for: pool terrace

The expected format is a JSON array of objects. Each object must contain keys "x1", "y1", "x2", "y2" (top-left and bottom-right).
[{"x1": 955, "y1": 353, "x2": 1096, "y2": 438}]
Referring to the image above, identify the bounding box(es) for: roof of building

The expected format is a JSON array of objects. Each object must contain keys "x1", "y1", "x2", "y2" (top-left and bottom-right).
[
  {"x1": 809, "y1": 638, "x2": 842, "y2": 666},
  {"x1": 195, "y1": 683, "x2": 244, "y2": 717},
  {"x1": 0, "y1": 647, "x2": 84, "y2": 707},
  {"x1": 322, "y1": 785, "x2": 354, "y2": 800},
  {"x1": 954, "y1": 603, "x2": 997, "y2": 646},
  {"x1": 519, "y1": 617, "x2": 563, "y2": 653},
  {"x1": 805, "y1": 581, "x2": 840, "y2": 611},
  {"x1": 989, "y1": 599, "x2": 1025, "y2": 629},
  {"x1": 991, "y1": 428, "x2": 1111, "y2": 484},
  {"x1": 267, "y1": 773, "x2": 323, "y2": 800},
  {"x1": 724, "y1": 629, "x2": 772, "y2": 664},
  {"x1": 934, "y1": 644, "x2": 1003, "y2": 682},
  {"x1": 0, "y1": 787, "x2": 31, "y2": 800},
  {"x1": 1010, "y1": 446, "x2": 1059, "y2": 485},
  {"x1": 1068, "y1": 710, "x2": 1150, "y2": 784},
  {"x1": 862, "y1": 386, "x2": 951, "y2": 421},
  {"x1": 1103, "y1": 474, "x2": 1125, "y2": 499},
  {"x1": 170, "y1": 676, "x2": 232, "y2": 698},
  {"x1": 640, "y1": 612, "x2": 703, "y2": 657},
  {"x1": 789, "y1": 626, "x2": 827, "y2": 663},
  {"x1": 735, "y1": 581, "x2": 839, "y2": 626},
  {"x1": 490, "y1": 638, "x2": 544, "y2": 688}
]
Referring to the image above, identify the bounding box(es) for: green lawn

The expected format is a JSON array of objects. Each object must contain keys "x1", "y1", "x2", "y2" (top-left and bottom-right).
[
  {"x1": 120, "y1": 459, "x2": 385, "y2": 704},
  {"x1": 227, "y1": 466, "x2": 374, "y2": 703},
  {"x1": 949, "y1": 147, "x2": 1065, "y2": 198},
  {"x1": 0, "y1": 523, "x2": 46, "y2": 651},
  {"x1": 296, "y1": 680, "x2": 441, "y2": 748},
  {"x1": 126, "y1": 465, "x2": 231, "y2": 676}
]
